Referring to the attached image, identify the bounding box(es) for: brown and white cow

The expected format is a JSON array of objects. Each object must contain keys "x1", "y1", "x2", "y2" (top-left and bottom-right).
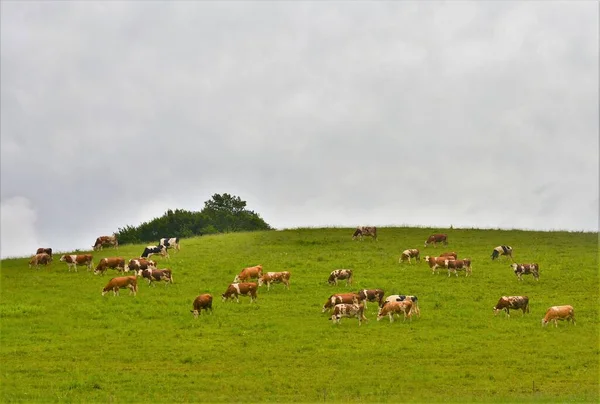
[
  {"x1": 377, "y1": 300, "x2": 413, "y2": 322},
  {"x1": 191, "y1": 294, "x2": 213, "y2": 318},
  {"x1": 439, "y1": 251, "x2": 458, "y2": 260},
  {"x1": 357, "y1": 289, "x2": 385, "y2": 309},
  {"x1": 491, "y1": 245, "x2": 513, "y2": 260},
  {"x1": 382, "y1": 295, "x2": 420, "y2": 317},
  {"x1": 258, "y1": 271, "x2": 291, "y2": 290},
  {"x1": 36, "y1": 248, "x2": 53, "y2": 259},
  {"x1": 330, "y1": 303, "x2": 367, "y2": 326},
  {"x1": 102, "y1": 276, "x2": 137, "y2": 296},
  {"x1": 222, "y1": 282, "x2": 258, "y2": 303},
  {"x1": 424, "y1": 233, "x2": 447, "y2": 248},
  {"x1": 493, "y1": 296, "x2": 529, "y2": 317},
  {"x1": 127, "y1": 258, "x2": 156, "y2": 273},
  {"x1": 234, "y1": 265, "x2": 263, "y2": 283},
  {"x1": 322, "y1": 293, "x2": 361, "y2": 313},
  {"x1": 29, "y1": 253, "x2": 51, "y2": 269},
  {"x1": 94, "y1": 257, "x2": 126, "y2": 275},
  {"x1": 93, "y1": 235, "x2": 118, "y2": 251},
  {"x1": 59, "y1": 254, "x2": 93, "y2": 272},
  {"x1": 445, "y1": 258, "x2": 472, "y2": 277},
  {"x1": 139, "y1": 268, "x2": 173, "y2": 286},
  {"x1": 399, "y1": 249, "x2": 420, "y2": 264},
  {"x1": 352, "y1": 226, "x2": 377, "y2": 241},
  {"x1": 511, "y1": 263, "x2": 539, "y2": 281},
  {"x1": 542, "y1": 305, "x2": 575, "y2": 327},
  {"x1": 424, "y1": 256, "x2": 452, "y2": 274},
  {"x1": 328, "y1": 269, "x2": 353, "y2": 285}
]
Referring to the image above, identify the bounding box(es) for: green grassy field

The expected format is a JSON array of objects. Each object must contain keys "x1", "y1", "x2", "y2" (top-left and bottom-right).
[{"x1": 1, "y1": 227, "x2": 598, "y2": 403}]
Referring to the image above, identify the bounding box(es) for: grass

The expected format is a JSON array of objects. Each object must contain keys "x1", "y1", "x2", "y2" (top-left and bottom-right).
[{"x1": 0, "y1": 227, "x2": 598, "y2": 403}]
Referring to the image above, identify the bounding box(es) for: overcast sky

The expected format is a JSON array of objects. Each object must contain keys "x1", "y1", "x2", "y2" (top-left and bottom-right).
[{"x1": 1, "y1": 1, "x2": 598, "y2": 258}]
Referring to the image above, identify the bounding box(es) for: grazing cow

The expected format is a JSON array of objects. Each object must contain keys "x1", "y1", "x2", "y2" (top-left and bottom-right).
[
  {"x1": 493, "y1": 296, "x2": 530, "y2": 317},
  {"x1": 382, "y1": 295, "x2": 420, "y2": 317},
  {"x1": 222, "y1": 282, "x2": 258, "y2": 303},
  {"x1": 512, "y1": 263, "x2": 539, "y2": 281},
  {"x1": 159, "y1": 237, "x2": 180, "y2": 252},
  {"x1": 36, "y1": 248, "x2": 53, "y2": 259},
  {"x1": 439, "y1": 251, "x2": 458, "y2": 260},
  {"x1": 542, "y1": 305, "x2": 575, "y2": 327},
  {"x1": 94, "y1": 257, "x2": 126, "y2": 275},
  {"x1": 377, "y1": 300, "x2": 413, "y2": 322},
  {"x1": 102, "y1": 276, "x2": 137, "y2": 296},
  {"x1": 29, "y1": 253, "x2": 51, "y2": 269},
  {"x1": 424, "y1": 233, "x2": 447, "y2": 247},
  {"x1": 330, "y1": 303, "x2": 367, "y2": 326},
  {"x1": 445, "y1": 259, "x2": 472, "y2": 277},
  {"x1": 328, "y1": 269, "x2": 353, "y2": 285},
  {"x1": 93, "y1": 235, "x2": 118, "y2": 251},
  {"x1": 191, "y1": 294, "x2": 213, "y2": 318},
  {"x1": 127, "y1": 258, "x2": 156, "y2": 273},
  {"x1": 399, "y1": 249, "x2": 420, "y2": 264},
  {"x1": 491, "y1": 245, "x2": 513, "y2": 260},
  {"x1": 59, "y1": 254, "x2": 93, "y2": 272},
  {"x1": 352, "y1": 226, "x2": 377, "y2": 241},
  {"x1": 258, "y1": 271, "x2": 291, "y2": 290},
  {"x1": 357, "y1": 289, "x2": 385, "y2": 309},
  {"x1": 234, "y1": 265, "x2": 263, "y2": 283},
  {"x1": 424, "y1": 256, "x2": 452, "y2": 274},
  {"x1": 139, "y1": 268, "x2": 173, "y2": 286},
  {"x1": 322, "y1": 293, "x2": 361, "y2": 313},
  {"x1": 140, "y1": 245, "x2": 169, "y2": 259}
]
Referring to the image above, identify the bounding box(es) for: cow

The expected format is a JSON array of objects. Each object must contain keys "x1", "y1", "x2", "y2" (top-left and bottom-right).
[
  {"x1": 234, "y1": 265, "x2": 263, "y2": 283},
  {"x1": 102, "y1": 276, "x2": 137, "y2": 296},
  {"x1": 542, "y1": 305, "x2": 575, "y2": 327},
  {"x1": 191, "y1": 294, "x2": 213, "y2": 318},
  {"x1": 140, "y1": 245, "x2": 169, "y2": 259},
  {"x1": 328, "y1": 269, "x2": 353, "y2": 285},
  {"x1": 29, "y1": 253, "x2": 51, "y2": 269},
  {"x1": 424, "y1": 233, "x2": 447, "y2": 247},
  {"x1": 93, "y1": 235, "x2": 118, "y2": 251},
  {"x1": 439, "y1": 251, "x2": 458, "y2": 260},
  {"x1": 36, "y1": 248, "x2": 53, "y2": 259},
  {"x1": 257, "y1": 271, "x2": 291, "y2": 290},
  {"x1": 329, "y1": 303, "x2": 367, "y2": 326},
  {"x1": 445, "y1": 258, "x2": 472, "y2": 277},
  {"x1": 377, "y1": 300, "x2": 413, "y2": 322},
  {"x1": 59, "y1": 254, "x2": 93, "y2": 272},
  {"x1": 382, "y1": 295, "x2": 420, "y2": 317},
  {"x1": 159, "y1": 237, "x2": 180, "y2": 252},
  {"x1": 357, "y1": 289, "x2": 385, "y2": 309},
  {"x1": 127, "y1": 258, "x2": 156, "y2": 273},
  {"x1": 512, "y1": 263, "x2": 539, "y2": 281},
  {"x1": 491, "y1": 245, "x2": 513, "y2": 260},
  {"x1": 352, "y1": 226, "x2": 377, "y2": 241},
  {"x1": 94, "y1": 257, "x2": 126, "y2": 275},
  {"x1": 139, "y1": 268, "x2": 173, "y2": 286},
  {"x1": 322, "y1": 293, "x2": 361, "y2": 313},
  {"x1": 222, "y1": 282, "x2": 258, "y2": 303},
  {"x1": 399, "y1": 249, "x2": 420, "y2": 264},
  {"x1": 424, "y1": 256, "x2": 452, "y2": 275},
  {"x1": 493, "y1": 296, "x2": 530, "y2": 317}
]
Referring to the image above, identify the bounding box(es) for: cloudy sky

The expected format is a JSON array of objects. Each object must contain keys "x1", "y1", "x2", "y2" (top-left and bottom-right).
[{"x1": 1, "y1": 1, "x2": 598, "y2": 258}]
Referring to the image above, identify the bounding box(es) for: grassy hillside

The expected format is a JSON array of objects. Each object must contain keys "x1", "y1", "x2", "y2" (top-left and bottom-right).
[{"x1": 1, "y1": 227, "x2": 598, "y2": 403}]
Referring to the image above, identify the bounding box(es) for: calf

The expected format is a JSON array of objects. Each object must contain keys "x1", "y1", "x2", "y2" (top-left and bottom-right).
[
  {"x1": 491, "y1": 245, "x2": 513, "y2": 260},
  {"x1": 446, "y1": 259, "x2": 472, "y2": 277},
  {"x1": 258, "y1": 271, "x2": 291, "y2": 290},
  {"x1": 377, "y1": 300, "x2": 413, "y2": 322},
  {"x1": 102, "y1": 276, "x2": 137, "y2": 296},
  {"x1": 352, "y1": 226, "x2": 378, "y2": 241},
  {"x1": 512, "y1": 263, "x2": 539, "y2": 281},
  {"x1": 36, "y1": 248, "x2": 53, "y2": 259},
  {"x1": 424, "y1": 233, "x2": 447, "y2": 247},
  {"x1": 93, "y1": 235, "x2": 118, "y2": 251},
  {"x1": 222, "y1": 282, "x2": 258, "y2": 303},
  {"x1": 328, "y1": 269, "x2": 353, "y2": 285},
  {"x1": 322, "y1": 293, "x2": 361, "y2": 313},
  {"x1": 439, "y1": 251, "x2": 458, "y2": 260},
  {"x1": 382, "y1": 295, "x2": 420, "y2": 317},
  {"x1": 234, "y1": 265, "x2": 263, "y2": 283},
  {"x1": 542, "y1": 305, "x2": 575, "y2": 327},
  {"x1": 94, "y1": 257, "x2": 126, "y2": 275},
  {"x1": 357, "y1": 289, "x2": 385, "y2": 309},
  {"x1": 139, "y1": 268, "x2": 173, "y2": 286},
  {"x1": 141, "y1": 245, "x2": 169, "y2": 259},
  {"x1": 330, "y1": 303, "x2": 367, "y2": 326},
  {"x1": 493, "y1": 296, "x2": 529, "y2": 317},
  {"x1": 399, "y1": 249, "x2": 420, "y2": 264},
  {"x1": 159, "y1": 237, "x2": 180, "y2": 252},
  {"x1": 127, "y1": 258, "x2": 156, "y2": 273},
  {"x1": 424, "y1": 256, "x2": 451, "y2": 274},
  {"x1": 191, "y1": 294, "x2": 213, "y2": 318},
  {"x1": 59, "y1": 254, "x2": 93, "y2": 272},
  {"x1": 29, "y1": 253, "x2": 51, "y2": 269}
]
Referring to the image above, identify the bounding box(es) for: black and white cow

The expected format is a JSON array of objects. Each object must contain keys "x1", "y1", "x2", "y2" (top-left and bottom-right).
[
  {"x1": 159, "y1": 237, "x2": 180, "y2": 252},
  {"x1": 491, "y1": 245, "x2": 513, "y2": 260},
  {"x1": 141, "y1": 245, "x2": 169, "y2": 259},
  {"x1": 511, "y1": 263, "x2": 539, "y2": 281}
]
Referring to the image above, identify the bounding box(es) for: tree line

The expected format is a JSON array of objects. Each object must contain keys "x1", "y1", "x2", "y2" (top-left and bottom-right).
[{"x1": 115, "y1": 193, "x2": 272, "y2": 245}]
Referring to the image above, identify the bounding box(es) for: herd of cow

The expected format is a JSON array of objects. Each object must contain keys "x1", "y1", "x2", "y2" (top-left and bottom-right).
[{"x1": 26, "y1": 227, "x2": 575, "y2": 328}]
